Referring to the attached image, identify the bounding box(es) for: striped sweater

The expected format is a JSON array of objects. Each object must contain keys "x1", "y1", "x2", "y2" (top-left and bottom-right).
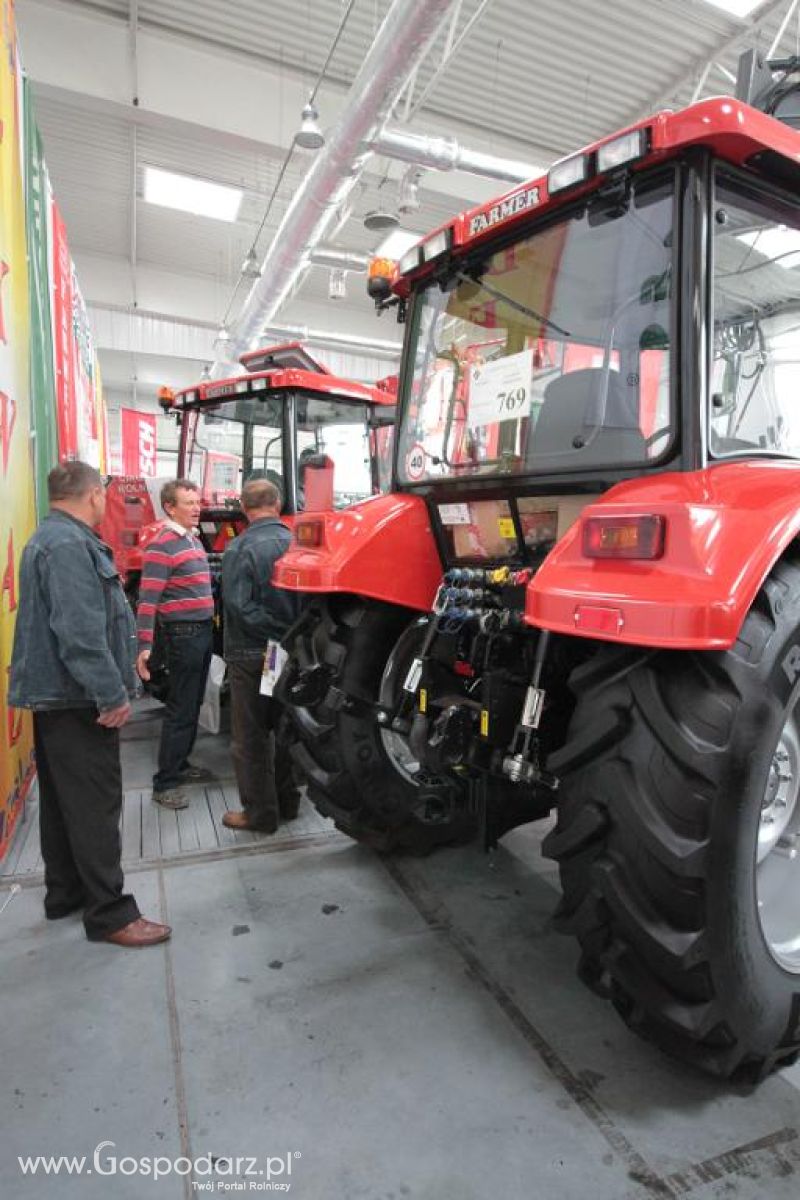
[{"x1": 137, "y1": 523, "x2": 213, "y2": 649}]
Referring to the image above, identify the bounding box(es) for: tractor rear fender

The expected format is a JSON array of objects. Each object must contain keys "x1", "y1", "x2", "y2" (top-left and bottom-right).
[
  {"x1": 527, "y1": 462, "x2": 800, "y2": 649},
  {"x1": 273, "y1": 492, "x2": 441, "y2": 612}
]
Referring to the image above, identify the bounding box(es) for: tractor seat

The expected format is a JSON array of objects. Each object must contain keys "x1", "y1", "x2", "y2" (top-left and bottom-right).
[
  {"x1": 709, "y1": 434, "x2": 760, "y2": 456},
  {"x1": 533, "y1": 367, "x2": 646, "y2": 464}
]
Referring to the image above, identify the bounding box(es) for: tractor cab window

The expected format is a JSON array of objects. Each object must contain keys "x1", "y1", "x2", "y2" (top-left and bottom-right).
[
  {"x1": 398, "y1": 174, "x2": 674, "y2": 483},
  {"x1": 183, "y1": 396, "x2": 285, "y2": 506},
  {"x1": 295, "y1": 393, "x2": 373, "y2": 509},
  {"x1": 711, "y1": 173, "x2": 800, "y2": 460}
]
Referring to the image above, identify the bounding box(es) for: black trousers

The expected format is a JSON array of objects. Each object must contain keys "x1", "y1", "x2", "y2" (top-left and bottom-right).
[
  {"x1": 228, "y1": 657, "x2": 299, "y2": 829},
  {"x1": 154, "y1": 620, "x2": 213, "y2": 793},
  {"x1": 33, "y1": 709, "x2": 140, "y2": 939}
]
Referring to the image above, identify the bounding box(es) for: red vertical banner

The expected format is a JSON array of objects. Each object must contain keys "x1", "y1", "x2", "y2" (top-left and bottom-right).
[
  {"x1": 51, "y1": 201, "x2": 78, "y2": 460},
  {"x1": 121, "y1": 408, "x2": 157, "y2": 476}
]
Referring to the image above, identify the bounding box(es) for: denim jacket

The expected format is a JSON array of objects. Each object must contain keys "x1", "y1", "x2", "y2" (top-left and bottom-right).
[
  {"x1": 9, "y1": 510, "x2": 137, "y2": 711},
  {"x1": 221, "y1": 517, "x2": 302, "y2": 660}
]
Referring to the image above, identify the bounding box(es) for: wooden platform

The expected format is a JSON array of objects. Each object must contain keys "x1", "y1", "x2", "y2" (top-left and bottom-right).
[
  {"x1": 1, "y1": 782, "x2": 336, "y2": 885},
  {"x1": 0, "y1": 694, "x2": 337, "y2": 883}
]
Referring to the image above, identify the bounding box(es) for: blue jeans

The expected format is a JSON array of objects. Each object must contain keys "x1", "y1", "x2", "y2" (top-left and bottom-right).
[{"x1": 153, "y1": 620, "x2": 213, "y2": 793}]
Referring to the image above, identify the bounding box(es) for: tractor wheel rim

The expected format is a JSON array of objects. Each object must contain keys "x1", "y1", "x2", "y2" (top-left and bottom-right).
[
  {"x1": 757, "y1": 714, "x2": 800, "y2": 972},
  {"x1": 379, "y1": 727, "x2": 420, "y2": 785}
]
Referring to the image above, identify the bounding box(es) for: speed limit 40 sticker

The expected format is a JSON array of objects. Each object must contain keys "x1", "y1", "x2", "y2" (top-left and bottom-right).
[{"x1": 405, "y1": 443, "x2": 426, "y2": 480}]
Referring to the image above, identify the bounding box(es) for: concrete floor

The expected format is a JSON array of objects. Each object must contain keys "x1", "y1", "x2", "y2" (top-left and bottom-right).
[{"x1": 3, "y1": 709, "x2": 800, "y2": 1198}]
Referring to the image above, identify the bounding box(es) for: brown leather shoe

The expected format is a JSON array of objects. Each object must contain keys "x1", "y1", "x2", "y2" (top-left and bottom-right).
[
  {"x1": 103, "y1": 917, "x2": 172, "y2": 947},
  {"x1": 222, "y1": 810, "x2": 277, "y2": 833}
]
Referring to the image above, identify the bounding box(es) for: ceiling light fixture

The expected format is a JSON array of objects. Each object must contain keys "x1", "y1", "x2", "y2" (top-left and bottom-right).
[
  {"x1": 700, "y1": 0, "x2": 763, "y2": 18},
  {"x1": 214, "y1": 324, "x2": 231, "y2": 347},
  {"x1": 328, "y1": 269, "x2": 347, "y2": 301},
  {"x1": 241, "y1": 248, "x2": 262, "y2": 279},
  {"x1": 294, "y1": 101, "x2": 325, "y2": 151},
  {"x1": 143, "y1": 166, "x2": 242, "y2": 222},
  {"x1": 364, "y1": 208, "x2": 400, "y2": 232},
  {"x1": 398, "y1": 166, "x2": 424, "y2": 214}
]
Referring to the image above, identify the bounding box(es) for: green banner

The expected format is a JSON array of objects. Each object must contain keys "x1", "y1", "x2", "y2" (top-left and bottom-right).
[{"x1": 23, "y1": 76, "x2": 58, "y2": 515}]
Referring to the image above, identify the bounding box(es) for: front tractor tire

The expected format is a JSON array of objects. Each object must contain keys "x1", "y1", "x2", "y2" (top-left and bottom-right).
[
  {"x1": 544, "y1": 554, "x2": 800, "y2": 1082},
  {"x1": 282, "y1": 598, "x2": 477, "y2": 854}
]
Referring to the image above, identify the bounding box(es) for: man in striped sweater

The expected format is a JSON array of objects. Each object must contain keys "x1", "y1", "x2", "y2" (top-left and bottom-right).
[{"x1": 136, "y1": 479, "x2": 214, "y2": 810}]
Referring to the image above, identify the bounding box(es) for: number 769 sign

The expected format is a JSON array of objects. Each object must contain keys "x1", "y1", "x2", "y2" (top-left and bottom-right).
[{"x1": 468, "y1": 348, "x2": 533, "y2": 428}]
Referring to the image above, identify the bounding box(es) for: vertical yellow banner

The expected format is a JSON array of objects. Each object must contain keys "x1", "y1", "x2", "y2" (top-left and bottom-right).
[{"x1": 0, "y1": 0, "x2": 36, "y2": 857}]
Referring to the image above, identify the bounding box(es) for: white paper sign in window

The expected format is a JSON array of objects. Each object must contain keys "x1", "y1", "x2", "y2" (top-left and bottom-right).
[
  {"x1": 467, "y1": 348, "x2": 534, "y2": 428},
  {"x1": 438, "y1": 503, "x2": 471, "y2": 525}
]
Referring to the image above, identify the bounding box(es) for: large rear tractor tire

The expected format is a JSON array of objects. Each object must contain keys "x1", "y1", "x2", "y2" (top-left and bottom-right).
[
  {"x1": 544, "y1": 554, "x2": 800, "y2": 1081},
  {"x1": 282, "y1": 598, "x2": 477, "y2": 854}
]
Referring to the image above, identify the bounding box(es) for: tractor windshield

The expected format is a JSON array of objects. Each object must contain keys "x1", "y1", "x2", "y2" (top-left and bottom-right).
[
  {"x1": 710, "y1": 169, "x2": 800, "y2": 459},
  {"x1": 182, "y1": 390, "x2": 380, "y2": 511},
  {"x1": 184, "y1": 395, "x2": 285, "y2": 505},
  {"x1": 295, "y1": 392, "x2": 376, "y2": 508},
  {"x1": 397, "y1": 173, "x2": 674, "y2": 483}
]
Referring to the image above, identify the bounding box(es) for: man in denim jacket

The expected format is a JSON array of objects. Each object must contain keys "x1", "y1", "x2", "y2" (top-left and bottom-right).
[{"x1": 9, "y1": 461, "x2": 170, "y2": 948}]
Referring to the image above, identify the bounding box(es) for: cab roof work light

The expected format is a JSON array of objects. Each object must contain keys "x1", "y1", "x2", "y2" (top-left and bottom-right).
[
  {"x1": 420, "y1": 228, "x2": 452, "y2": 262},
  {"x1": 596, "y1": 128, "x2": 649, "y2": 173},
  {"x1": 398, "y1": 244, "x2": 422, "y2": 275},
  {"x1": 547, "y1": 153, "x2": 589, "y2": 195}
]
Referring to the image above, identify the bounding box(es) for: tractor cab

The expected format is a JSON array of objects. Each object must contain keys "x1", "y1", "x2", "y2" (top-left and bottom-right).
[
  {"x1": 103, "y1": 343, "x2": 395, "y2": 600},
  {"x1": 280, "y1": 91, "x2": 800, "y2": 610},
  {"x1": 160, "y1": 341, "x2": 395, "y2": 557},
  {"x1": 389, "y1": 113, "x2": 800, "y2": 572}
]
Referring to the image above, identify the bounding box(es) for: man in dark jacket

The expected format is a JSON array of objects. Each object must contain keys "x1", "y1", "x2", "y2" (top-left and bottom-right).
[
  {"x1": 9, "y1": 461, "x2": 170, "y2": 947},
  {"x1": 221, "y1": 479, "x2": 302, "y2": 833}
]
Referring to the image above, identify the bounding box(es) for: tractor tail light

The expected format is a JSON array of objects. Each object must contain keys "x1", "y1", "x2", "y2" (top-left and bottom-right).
[
  {"x1": 295, "y1": 520, "x2": 324, "y2": 549},
  {"x1": 582, "y1": 514, "x2": 665, "y2": 560}
]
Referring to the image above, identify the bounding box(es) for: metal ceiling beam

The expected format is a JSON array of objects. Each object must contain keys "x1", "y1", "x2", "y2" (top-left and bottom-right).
[
  {"x1": 88, "y1": 305, "x2": 401, "y2": 368},
  {"x1": 630, "y1": 0, "x2": 795, "y2": 119},
  {"x1": 406, "y1": 0, "x2": 492, "y2": 122}
]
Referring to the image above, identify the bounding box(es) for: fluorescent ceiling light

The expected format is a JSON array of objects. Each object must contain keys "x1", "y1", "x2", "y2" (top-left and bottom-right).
[
  {"x1": 700, "y1": 0, "x2": 763, "y2": 18},
  {"x1": 375, "y1": 228, "x2": 420, "y2": 260},
  {"x1": 738, "y1": 225, "x2": 800, "y2": 269},
  {"x1": 143, "y1": 166, "x2": 243, "y2": 222}
]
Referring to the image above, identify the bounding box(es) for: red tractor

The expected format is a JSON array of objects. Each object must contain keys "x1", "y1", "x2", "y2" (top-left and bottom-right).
[
  {"x1": 100, "y1": 342, "x2": 396, "y2": 605},
  {"x1": 274, "y1": 55, "x2": 800, "y2": 1080}
]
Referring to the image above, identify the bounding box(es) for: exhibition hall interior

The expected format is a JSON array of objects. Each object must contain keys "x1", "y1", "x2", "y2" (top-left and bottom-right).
[{"x1": 5, "y1": 0, "x2": 800, "y2": 1196}]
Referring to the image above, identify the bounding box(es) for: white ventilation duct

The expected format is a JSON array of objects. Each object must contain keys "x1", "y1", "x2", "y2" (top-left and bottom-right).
[
  {"x1": 308, "y1": 246, "x2": 370, "y2": 272},
  {"x1": 373, "y1": 126, "x2": 538, "y2": 183},
  {"x1": 217, "y1": 0, "x2": 459, "y2": 372}
]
